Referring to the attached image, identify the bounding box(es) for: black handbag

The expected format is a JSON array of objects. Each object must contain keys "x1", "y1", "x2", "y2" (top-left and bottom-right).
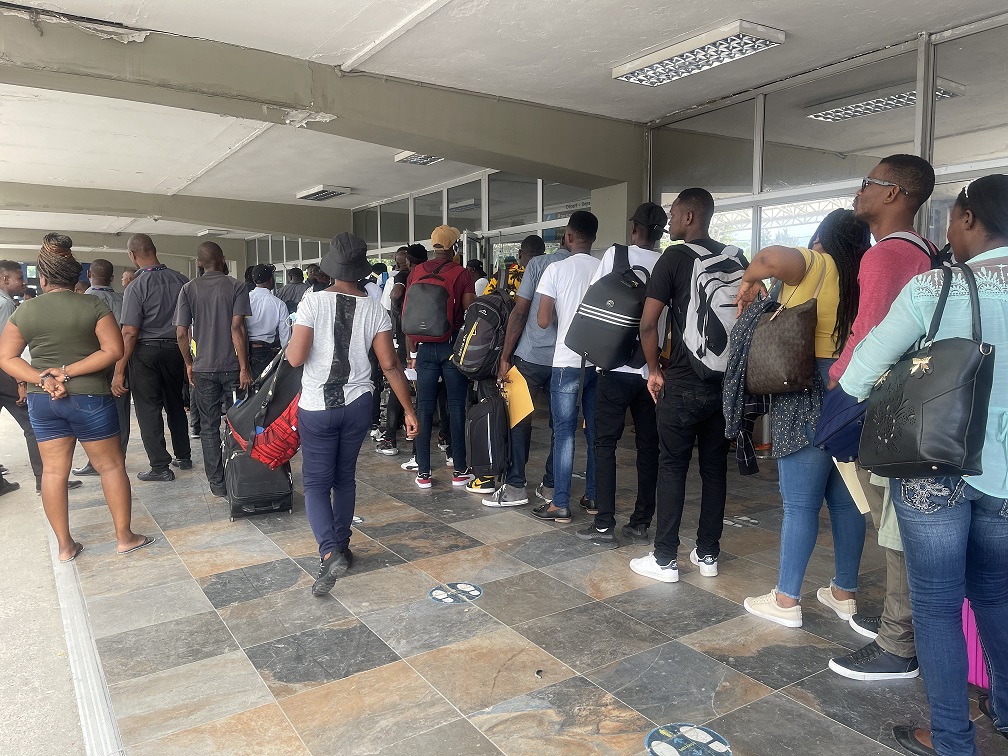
[{"x1": 859, "y1": 263, "x2": 995, "y2": 478}]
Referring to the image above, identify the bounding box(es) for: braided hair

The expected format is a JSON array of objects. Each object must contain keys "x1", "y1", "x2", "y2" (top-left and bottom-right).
[
  {"x1": 38, "y1": 233, "x2": 83, "y2": 288},
  {"x1": 809, "y1": 209, "x2": 871, "y2": 355}
]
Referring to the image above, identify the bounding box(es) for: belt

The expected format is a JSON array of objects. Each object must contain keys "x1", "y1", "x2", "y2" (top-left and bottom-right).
[
  {"x1": 249, "y1": 341, "x2": 277, "y2": 349},
  {"x1": 138, "y1": 339, "x2": 178, "y2": 347}
]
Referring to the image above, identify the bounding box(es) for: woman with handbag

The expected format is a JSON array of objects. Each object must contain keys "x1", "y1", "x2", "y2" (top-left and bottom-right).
[
  {"x1": 839, "y1": 175, "x2": 1008, "y2": 756},
  {"x1": 736, "y1": 209, "x2": 872, "y2": 628}
]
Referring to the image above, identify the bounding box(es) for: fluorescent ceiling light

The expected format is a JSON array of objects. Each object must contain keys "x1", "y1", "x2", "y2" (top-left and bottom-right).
[
  {"x1": 613, "y1": 21, "x2": 785, "y2": 87},
  {"x1": 448, "y1": 198, "x2": 478, "y2": 212},
  {"x1": 197, "y1": 229, "x2": 229, "y2": 237},
  {"x1": 394, "y1": 150, "x2": 444, "y2": 166},
  {"x1": 806, "y1": 79, "x2": 965, "y2": 122},
  {"x1": 296, "y1": 185, "x2": 352, "y2": 202}
]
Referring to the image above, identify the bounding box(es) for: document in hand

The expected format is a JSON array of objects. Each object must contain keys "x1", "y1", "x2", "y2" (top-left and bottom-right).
[{"x1": 502, "y1": 365, "x2": 534, "y2": 429}]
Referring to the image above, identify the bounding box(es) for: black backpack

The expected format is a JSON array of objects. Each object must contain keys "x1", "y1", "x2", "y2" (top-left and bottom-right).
[
  {"x1": 465, "y1": 380, "x2": 510, "y2": 478},
  {"x1": 451, "y1": 267, "x2": 514, "y2": 380},
  {"x1": 400, "y1": 260, "x2": 467, "y2": 343},
  {"x1": 564, "y1": 245, "x2": 650, "y2": 371},
  {"x1": 885, "y1": 231, "x2": 951, "y2": 270}
]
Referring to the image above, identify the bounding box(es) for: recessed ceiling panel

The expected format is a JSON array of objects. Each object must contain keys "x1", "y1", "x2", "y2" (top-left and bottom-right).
[{"x1": 0, "y1": 210, "x2": 133, "y2": 233}]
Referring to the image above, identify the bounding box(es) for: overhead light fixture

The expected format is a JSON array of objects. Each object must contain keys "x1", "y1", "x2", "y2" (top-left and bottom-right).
[
  {"x1": 613, "y1": 21, "x2": 785, "y2": 87},
  {"x1": 394, "y1": 150, "x2": 444, "y2": 166},
  {"x1": 448, "y1": 198, "x2": 478, "y2": 213},
  {"x1": 197, "y1": 229, "x2": 229, "y2": 238},
  {"x1": 806, "y1": 78, "x2": 965, "y2": 122},
  {"x1": 296, "y1": 185, "x2": 352, "y2": 202}
]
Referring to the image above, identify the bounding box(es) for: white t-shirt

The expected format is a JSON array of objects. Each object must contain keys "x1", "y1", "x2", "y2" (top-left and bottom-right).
[
  {"x1": 474, "y1": 276, "x2": 489, "y2": 295},
  {"x1": 296, "y1": 290, "x2": 391, "y2": 411},
  {"x1": 590, "y1": 244, "x2": 664, "y2": 379},
  {"x1": 536, "y1": 253, "x2": 602, "y2": 368}
]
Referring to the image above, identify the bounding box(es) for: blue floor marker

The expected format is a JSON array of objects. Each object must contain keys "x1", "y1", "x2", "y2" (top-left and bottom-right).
[{"x1": 647, "y1": 724, "x2": 732, "y2": 756}]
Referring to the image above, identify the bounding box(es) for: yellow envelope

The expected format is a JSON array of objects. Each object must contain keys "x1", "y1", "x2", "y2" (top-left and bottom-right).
[{"x1": 502, "y1": 365, "x2": 534, "y2": 429}]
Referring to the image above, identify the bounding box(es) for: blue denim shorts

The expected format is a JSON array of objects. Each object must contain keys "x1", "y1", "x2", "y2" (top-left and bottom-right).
[{"x1": 27, "y1": 393, "x2": 120, "y2": 443}]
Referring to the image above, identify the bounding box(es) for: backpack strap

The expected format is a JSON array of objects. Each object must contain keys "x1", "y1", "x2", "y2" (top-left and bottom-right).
[
  {"x1": 417, "y1": 259, "x2": 452, "y2": 282},
  {"x1": 496, "y1": 259, "x2": 509, "y2": 295},
  {"x1": 614, "y1": 244, "x2": 630, "y2": 273},
  {"x1": 883, "y1": 231, "x2": 944, "y2": 267}
]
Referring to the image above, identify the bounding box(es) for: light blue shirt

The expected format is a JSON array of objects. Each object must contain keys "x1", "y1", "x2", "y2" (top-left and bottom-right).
[{"x1": 840, "y1": 247, "x2": 1008, "y2": 497}]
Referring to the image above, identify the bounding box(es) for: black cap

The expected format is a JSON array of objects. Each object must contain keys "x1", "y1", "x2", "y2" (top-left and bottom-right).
[
  {"x1": 251, "y1": 263, "x2": 275, "y2": 284},
  {"x1": 322, "y1": 232, "x2": 372, "y2": 283},
  {"x1": 629, "y1": 202, "x2": 669, "y2": 231}
]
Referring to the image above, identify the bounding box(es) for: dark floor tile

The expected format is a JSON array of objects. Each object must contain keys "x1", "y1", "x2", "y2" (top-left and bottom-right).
[
  {"x1": 143, "y1": 497, "x2": 214, "y2": 530},
  {"x1": 678, "y1": 614, "x2": 849, "y2": 690},
  {"x1": 604, "y1": 580, "x2": 746, "y2": 638},
  {"x1": 495, "y1": 528, "x2": 613, "y2": 568},
  {"x1": 705, "y1": 692, "x2": 896, "y2": 755},
  {"x1": 378, "y1": 522, "x2": 484, "y2": 561},
  {"x1": 217, "y1": 588, "x2": 353, "y2": 648},
  {"x1": 588, "y1": 640, "x2": 772, "y2": 725},
  {"x1": 246, "y1": 619, "x2": 400, "y2": 698},
  {"x1": 354, "y1": 514, "x2": 442, "y2": 540},
  {"x1": 361, "y1": 598, "x2": 502, "y2": 657},
  {"x1": 404, "y1": 493, "x2": 499, "y2": 523},
  {"x1": 515, "y1": 601, "x2": 669, "y2": 673},
  {"x1": 292, "y1": 538, "x2": 406, "y2": 579},
  {"x1": 96, "y1": 610, "x2": 238, "y2": 685},
  {"x1": 377, "y1": 718, "x2": 502, "y2": 755},
  {"x1": 476, "y1": 570, "x2": 592, "y2": 626},
  {"x1": 197, "y1": 558, "x2": 310, "y2": 609}
]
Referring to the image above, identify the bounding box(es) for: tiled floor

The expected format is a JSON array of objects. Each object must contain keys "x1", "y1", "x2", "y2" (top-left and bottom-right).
[{"x1": 59, "y1": 421, "x2": 1004, "y2": 756}]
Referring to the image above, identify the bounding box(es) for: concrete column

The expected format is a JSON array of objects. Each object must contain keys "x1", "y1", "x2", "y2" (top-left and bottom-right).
[{"x1": 591, "y1": 183, "x2": 643, "y2": 250}]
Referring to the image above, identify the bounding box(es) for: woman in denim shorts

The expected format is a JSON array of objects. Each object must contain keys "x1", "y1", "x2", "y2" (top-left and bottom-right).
[{"x1": 0, "y1": 234, "x2": 152, "y2": 563}]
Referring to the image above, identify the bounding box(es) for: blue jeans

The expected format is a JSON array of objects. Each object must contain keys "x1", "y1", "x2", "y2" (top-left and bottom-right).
[
  {"x1": 415, "y1": 340, "x2": 468, "y2": 475},
  {"x1": 550, "y1": 366, "x2": 596, "y2": 508},
  {"x1": 894, "y1": 478, "x2": 1008, "y2": 755},
  {"x1": 299, "y1": 394, "x2": 372, "y2": 559},
  {"x1": 505, "y1": 356, "x2": 555, "y2": 490},
  {"x1": 27, "y1": 393, "x2": 119, "y2": 443},
  {"x1": 776, "y1": 360, "x2": 865, "y2": 599}
]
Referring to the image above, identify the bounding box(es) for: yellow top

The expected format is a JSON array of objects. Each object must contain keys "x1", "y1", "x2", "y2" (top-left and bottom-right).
[{"x1": 778, "y1": 247, "x2": 841, "y2": 359}]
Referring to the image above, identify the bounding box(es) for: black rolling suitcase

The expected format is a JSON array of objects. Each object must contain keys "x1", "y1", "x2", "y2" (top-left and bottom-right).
[
  {"x1": 223, "y1": 434, "x2": 293, "y2": 521},
  {"x1": 465, "y1": 380, "x2": 510, "y2": 478}
]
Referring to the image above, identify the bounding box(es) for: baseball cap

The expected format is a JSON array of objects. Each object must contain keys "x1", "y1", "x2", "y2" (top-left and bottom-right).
[
  {"x1": 431, "y1": 225, "x2": 462, "y2": 250},
  {"x1": 251, "y1": 263, "x2": 276, "y2": 284},
  {"x1": 629, "y1": 202, "x2": 669, "y2": 232}
]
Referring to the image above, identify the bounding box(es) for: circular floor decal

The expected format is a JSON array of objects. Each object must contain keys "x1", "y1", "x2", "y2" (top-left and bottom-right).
[
  {"x1": 428, "y1": 582, "x2": 483, "y2": 604},
  {"x1": 352, "y1": 516, "x2": 364, "y2": 524},
  {"x1": 647, "y1": 724, "x2": 732, "y2": 756},
  {"x1": 447, "y1": 582, "x2": 482, "y2": 599}
]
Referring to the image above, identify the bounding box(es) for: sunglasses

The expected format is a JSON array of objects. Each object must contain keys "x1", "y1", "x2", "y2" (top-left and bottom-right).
[{"x1": 861, "y1": 177, "x2": 909, "y2": 196}]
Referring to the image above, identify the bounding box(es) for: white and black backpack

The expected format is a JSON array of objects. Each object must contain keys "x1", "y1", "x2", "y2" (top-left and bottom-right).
[{"x1": 679, "y1": 243, "x2": 746, "y2": 380}]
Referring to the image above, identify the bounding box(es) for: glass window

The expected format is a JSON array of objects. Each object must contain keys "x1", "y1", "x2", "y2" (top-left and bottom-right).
[
  {"x1": 255, "y1": 237, "x2": 268, "y2": 264},
  {"x1": 542, "y1": 183, "x2": 590, "y2": 222},
  {"x1": 489, "y1": 231, "x2": 530, "y2": 271},
  {"x1": 763, "y1": 52, "x2": 917, "y2": 190},
  {"x1": 380, "y1": 198, "x2": 409, "y2": 249},
  {"x1": 659, "y1": 209, "x2": 755, "y2": 258},
  {"x1": 414, "y1": 190, "x2": 443, "y2": 241},
  {"x1": 489, "y1": 172, "x2": 538, "y2": 230},
  {"x1": 448, "y1": 180, "x2": 482, "y2": 233},
  {"x1": 542, "y1": 226, "x2": 564, "y2": 254},
  {"x1": 758, "y1": 196, "x2": 851, "y2": 250},
  {"x1": 933, "y1": 24, "x2": 1008, "y2": 167},
  {"x1": 245, "y1": 239, "x2": 255, "y2": 267},
  {"x1": 270, "y1": 236, "x2": 285, "y2": 265},
  {"x1": 652, "y1": 100, "x2": 755, "y2": 206},
  {"x1": 924, "y1": 181, "x2": 963, "y2": 248},
  {"x1": 285, "y1": 236, "x2": 299, "y2": 263},
  {"x1": 301, "y1": 240, "x2": 322, "y2": 263}
]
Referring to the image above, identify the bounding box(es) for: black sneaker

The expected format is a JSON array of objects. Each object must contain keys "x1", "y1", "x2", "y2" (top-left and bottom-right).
[
  {"x1": 530, "y1": 503, "x2": 572, "y2": 523},
  {"x1": 828, "y1": 641, "x2": 919, "y2": 681},
  {"x1": 0, "y1": 479, "x2": 20, "y2": 497},
  {"x1": 312, "y1": 548, "x2": 353, "y2": 596},
  {"x1": 210, "y1": 484, "x2": 227, "y2": 498},
  {"x1": 171, "y1": 458, "x2": 193, "y2": 470},
  {"x1": 849, "y1": 613, "x2": 881, "y2": 640},
  {"x1": 36, "y1": 479, "x2": 83, "y2": 493},
  {"x1": 622, "y1": 523, "x2": 650, "y2": 541},
  {"x1": 71, "y1": 462, "x2": 99, "y2": 476},
  {"x1": 579, "y1": 496, "x2": 598, "y2": 515},
  {"x1": 575, "y1": 524, "x2": 615, "y2": 542},
  {"x1": 137, "y1": 468, "x2": 175, "y2": 482}
]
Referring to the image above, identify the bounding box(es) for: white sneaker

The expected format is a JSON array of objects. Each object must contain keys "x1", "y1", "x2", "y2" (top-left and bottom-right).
[
  {"x1": 690, "y1": 548, "x2": 718, "y2": 577},
  {"x1": 400, "y1": 456, "x2": 418, "y2": 471},
  {"x1": 744, "y1": 589, "x2": 803, "y2": 628},
  {"x1": 629, "y1": 553, "x2": 679, "y2": 583},
  {"x1": 817, "y1": 586, "x2": 857, "y2": 621},
  {"x1": 445, "y1": 452, "x2": 453, "y2": 467},
  {"x1": 483, "y1": 484, "x2": 529, "y2": 507}
]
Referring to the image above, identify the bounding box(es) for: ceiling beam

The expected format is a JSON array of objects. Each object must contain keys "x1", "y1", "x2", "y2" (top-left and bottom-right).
[
  {"x1": 0, "y1": 11, "x2": 645, "y2": 191},
  {"x1": 0, "y1": 182, "x2": 348, "y2": 240},
  {"x1": 338, "y1": 0, "x2": 455, "y2": 73}
]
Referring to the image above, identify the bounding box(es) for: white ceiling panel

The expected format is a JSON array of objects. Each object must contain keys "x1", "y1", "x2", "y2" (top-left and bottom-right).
[
  {"x1": 181, "y1": 125, "x2": 485, "y2": 208},
  {"x1": 0, "y1": 210, "x2": 133, "y2": 233},
  {"x1": 0, "y1": 83, "x2": 266, "y2": 193},
  {"x1": 121, "y1": 218, "x2": 251, "y2": 238}
]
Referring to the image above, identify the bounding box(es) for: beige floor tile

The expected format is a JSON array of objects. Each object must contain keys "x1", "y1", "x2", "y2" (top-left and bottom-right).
[
  {"x1": 412, "y1": 545, "x2": 533, "y2": 586},
  {"x1": 129, "y1": 704, "x2": 309, "y2": 755},
  {"x1": 448, "y1": 512, "x2": 555, "y2": 545},
  {"x1": 164, "y1": 519, "x2": 287, "y2": 578},
  {"x1": 330, "y1": 563, "x2": 437, "y2": 615},
  {"x1": 541, "y1": 548, "x2": 660, "y2": 600},
  {"x1": 87, "y1": 578, "x2": 213, "y2": 639}
]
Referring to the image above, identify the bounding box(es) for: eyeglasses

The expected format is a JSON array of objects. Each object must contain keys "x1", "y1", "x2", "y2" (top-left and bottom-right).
[{"x1": 861, "y1": 177, "x2": 910, "y2": 196}]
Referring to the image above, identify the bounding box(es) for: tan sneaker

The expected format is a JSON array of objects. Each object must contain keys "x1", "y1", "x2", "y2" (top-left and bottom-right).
[
  {"x1": 744, "y1": 589, "x2": 803, "y2": 628},
  {"x1": 817, "y1": 586, "x2": 857, "y2": 621}
]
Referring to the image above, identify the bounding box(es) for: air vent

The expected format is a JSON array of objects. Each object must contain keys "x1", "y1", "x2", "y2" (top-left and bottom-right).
[
  {"x1": 296, "y1": 185, "x2": 352, "y2": 202},
  {"x1": 197, "y1": 229, "x2": 229, "y2": 237},
  {"x1": 394, "y1": 151, "x2": 444, "y2": 166}
]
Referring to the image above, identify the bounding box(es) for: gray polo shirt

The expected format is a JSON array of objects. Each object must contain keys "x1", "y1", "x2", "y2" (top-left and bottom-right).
[
  {"x1": 0, "y1": 290, "x2": 15, "y2": 331},
  {"x1": 121, "y1": 265, "x2": 190, "y2": 339},
  {"x1": 175, "y1": 271, "x2": 252, "y2": 373},
  {"x1": 513, "y1": 249, "x2": 573, "y2": 366},
  {"x1": 85, "y1": 286, "x2": 123, "y2": 324}
]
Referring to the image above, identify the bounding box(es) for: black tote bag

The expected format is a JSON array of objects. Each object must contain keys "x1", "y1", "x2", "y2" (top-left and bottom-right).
[{"x1": 859, "y1": 263, "x2": 994, "y2": 478}]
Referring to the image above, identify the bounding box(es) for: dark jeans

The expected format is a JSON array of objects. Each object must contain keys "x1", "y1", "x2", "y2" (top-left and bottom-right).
[
  {"x1": 193, "y1": 371, "x2": 238, "y2": 490},
  {"x1": 505, "y1": 356, "x2": 555, "y2": 489},
  {"x1": 130, "y1": 342, "x2": 191, "y2": 471},
  {"x1": 299, "y1": 394, "x2": 372, "y2": 559},
  {"x1": 415, "y1": 341, "x2": 467, "y2": 475},
  {"x1": 654, "y1": 378, "x2": 730, "y2": 563},
  {"x1": 248, "y1": 342, "x2": 279, "y2": 384},
  {"x1": 593, "y1": 370, "x2": 659, "y2": 530},
  {"x1": 114, "y1": 392, "x2": 131, "y2": 455},
  {"x1": 0, "y1": 390, "x2": 43, "y2": 482},
  {"x1": 368, "y1": 348, "x2": 384, "y2": 428}
]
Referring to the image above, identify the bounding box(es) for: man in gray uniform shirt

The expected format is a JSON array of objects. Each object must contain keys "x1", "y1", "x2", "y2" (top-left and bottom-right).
[{"x1": 116, "y1": 234, "x2": 192, "y2": 482}]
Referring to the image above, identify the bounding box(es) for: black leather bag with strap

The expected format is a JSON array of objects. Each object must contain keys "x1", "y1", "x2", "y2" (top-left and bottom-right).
[{"x1": 858, "y1": 263, "x2": 995, "y2": 478}]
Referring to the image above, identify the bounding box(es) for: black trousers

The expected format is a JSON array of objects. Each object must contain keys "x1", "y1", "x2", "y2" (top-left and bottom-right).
[
  {"x1": 653, "y1": 378, "x2": 730, "y2": 563},
  {"x1": 0, "y1": 389, "x2": 43, "y2": 482},
  {"x1": 129, "y1": 342, "x2": 191, "y2": 471},
  {"x1": 368, "y1": 348, "x2": 384, "y2": 428},
  {"x1": 593, "y1": 370, "x2": 659, "y2": 530},
  {"x1": 248, "y1": 342, "x2": 279, "y2": 385}
]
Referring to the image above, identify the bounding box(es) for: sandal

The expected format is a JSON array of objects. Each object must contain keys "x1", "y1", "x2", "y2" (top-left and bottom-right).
[
  {"x1": 59, "y1": 543, "x2": 84, "y2": 563},
  {"x1": 117, "y1": 535, "x2": 155, "y2": 555}
]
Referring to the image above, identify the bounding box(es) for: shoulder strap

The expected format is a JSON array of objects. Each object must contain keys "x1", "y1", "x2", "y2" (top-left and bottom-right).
[
  {"x1": 417, "y1": 259, "x2": 452, "y2": 282},
  {"x1": 614, "y1": 244, "x2": 630, "y2": 273},
  {"x1": 683, "y1": 242, "x2": 710, "y2": 259},
  {"x1": 496, "y1": 260, "x2": 508, "y2": 295},
  {"x1": 884, "y1": 231, "x2": 937, "y2": 259}
]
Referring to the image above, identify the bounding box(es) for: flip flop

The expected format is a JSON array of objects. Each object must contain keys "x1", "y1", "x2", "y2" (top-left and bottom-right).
[
  {"x1": 117, "y1": 535, "x2": 155, "y2": 556},
  {"x1": 59, "y1": 543, "x2": 84, "y2": 563}
]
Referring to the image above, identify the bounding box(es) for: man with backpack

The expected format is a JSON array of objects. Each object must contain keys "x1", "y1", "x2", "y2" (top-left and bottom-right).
[
  {"x1": 575, "y1": 203, "x2": 667, "y2": 543},
  {"x1": 531, "y1": 211, "x2": 601, "y2": 522},
  {"x1": 402, "y1": 225, "x2": 476, "y2": 489},
  {"x1": 632, "y1": 188, "x2": 745, "y2": 583},
  {"x1": 828, "y1": 155, "x2": 938, "y2": 685}
]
